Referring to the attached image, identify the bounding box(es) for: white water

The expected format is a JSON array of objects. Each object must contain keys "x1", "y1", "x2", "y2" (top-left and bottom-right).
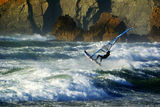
[
  {"x1": 0, "y1": 34, "x2": 56, "y2": 41},
  {"x1": 0, "y1": 35, "x2": 160, "y2": 102}
]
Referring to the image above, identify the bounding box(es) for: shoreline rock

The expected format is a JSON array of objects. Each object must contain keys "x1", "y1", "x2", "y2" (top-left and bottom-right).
[
  {"x1": 0, "y1": 0, "x2": 160, "y2": 42},
  {"x1": 52, "y1": 15, "x2": 82, "y2": 41},
  {"x1": 53, "y1": 12, "x2": 127, "y2": 42},
  {"x1": 148, "y1": 6, "x2": 160, "y2": 42}
]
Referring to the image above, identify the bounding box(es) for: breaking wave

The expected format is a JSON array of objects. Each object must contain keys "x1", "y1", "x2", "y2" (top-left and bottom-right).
[{"x1": 0, "y1": 35, "x2": 160, "y2": 105}]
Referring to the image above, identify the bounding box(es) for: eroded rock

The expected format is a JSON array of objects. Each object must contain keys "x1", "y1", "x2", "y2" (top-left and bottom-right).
[{"x1": 149, "y1": 6, "x2": 160, "y2": 42}]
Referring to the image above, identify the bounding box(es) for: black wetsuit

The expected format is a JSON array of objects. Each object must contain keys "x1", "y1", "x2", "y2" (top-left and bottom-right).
[{"x1": 96, "y1": 51, "x2": 110, "y2": 62}]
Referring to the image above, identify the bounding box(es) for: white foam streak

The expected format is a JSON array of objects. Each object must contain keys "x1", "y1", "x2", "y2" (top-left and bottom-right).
[
  {"x1": 102, "y1": 74, "x2": 133, "y2": 86},
  {"x1": 0, "y1": 34, "x2": 56, "y2": 41}
]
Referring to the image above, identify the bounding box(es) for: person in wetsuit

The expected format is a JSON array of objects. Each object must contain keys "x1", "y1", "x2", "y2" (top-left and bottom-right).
[{"x1": 96, "y1": 51, "x2": 110, "y2": 62}]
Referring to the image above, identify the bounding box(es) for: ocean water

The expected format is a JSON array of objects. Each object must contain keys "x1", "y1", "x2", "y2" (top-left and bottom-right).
[{"x1": 0, "y1": 34, "x2": 160, "y2": 106}]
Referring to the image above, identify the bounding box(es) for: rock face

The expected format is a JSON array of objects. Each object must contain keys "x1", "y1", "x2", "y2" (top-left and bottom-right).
[
  {"x1": 59, "y1": 0, "x2": 155, "y2": 35},
  {"x1": 0, "y1": 0, "x2": 30, "y2": 34},
  {"x1": 0, "y1": 0, "x2": 160, "y2": 41},
  {"x1": 111, "y1": 0, "x2": 154, "y2": 35},
  {"x1": 0, "y1": 0, "x2": 48, "y2": 34},
  {"x1": 83, "y1": 12, "x2": 126, "y2": 41},
  {"x1": 59, "y1": 0, "x2": 111, "y2": 30},
  {"x1": 59, "y1": 0, "x2": 99, "y2": 30},
  {"x1": 149, "y1": 6, "x2": 160, "y2": 42},
  {"x1": 53, "y1": 12, "x2": 126, "y2": 41},
  {"x1": 42, "y1": 0, "x2": 62, "y2": 33},
  {"x1": 29, "y1": 0, "x2": 48, "y2": 32},
  {"x1": 53, "y1": 15, "x2": 82, "y2": 41}
]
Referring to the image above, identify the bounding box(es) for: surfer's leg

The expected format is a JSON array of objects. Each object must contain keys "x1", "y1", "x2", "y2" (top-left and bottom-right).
[
  {"x1": 100, "y1": 55, "x2": 110, "y2": 62},
  {"x1": 96, "y1": 55, "x2": 103, "y2": 62},
  {"x1": 96, "y1": 55, "x2": 100, "y2": 60},
  {"x1": 100, "y1": 57, "x2": 103, "y2": 62}
]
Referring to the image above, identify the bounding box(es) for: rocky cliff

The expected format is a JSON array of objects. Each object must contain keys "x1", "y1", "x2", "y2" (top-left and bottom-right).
[
  {"x1": 111, "y1": 0, "x2": 154, "y2": 35},
  {"x1": 0, "y1": 0, "x2": 48, "y2": 34},
  {"x1": 0, "y1": 0, "x2": 160, "y2": 41},
  {"x1": 0, "y1": 0, "x2": 8, "y2": 5},
  {"x1": 148, "y1": 5, "x2": 160, "y2": 42},
  {"x1": 53, "y1": 12, "x2": 126, "y2": 41}
]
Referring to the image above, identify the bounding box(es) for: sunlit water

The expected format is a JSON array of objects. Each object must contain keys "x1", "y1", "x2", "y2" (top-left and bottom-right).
[{"x1": 0, "y1": 34, "x2": 160, "y2": 106}]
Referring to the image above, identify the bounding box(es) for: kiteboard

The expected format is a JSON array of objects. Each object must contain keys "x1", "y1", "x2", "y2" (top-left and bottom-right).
[{"x1": 84, "y1": 27, "x2": 132, "y2": 65}]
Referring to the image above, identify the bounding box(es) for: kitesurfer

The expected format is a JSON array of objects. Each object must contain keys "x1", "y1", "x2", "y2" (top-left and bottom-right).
[{"x1": 96, "y1": 51, "x2": 110, "y2": 62}]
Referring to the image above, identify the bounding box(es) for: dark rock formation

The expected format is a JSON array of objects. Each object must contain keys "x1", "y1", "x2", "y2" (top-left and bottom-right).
[
  {"x1": 149, "y1": 6, "x2": 160, "y2": 42},
  {"x1": 83, "y1": 12, "x2": 126, "y2": 41},
  {"x1": 53, "y1": 12, "x2": 126, "y2": 41},
  {"x1": 43, "y1": 0, "x2": 62, "y2": 33},
  {"x1": 53, "y1": 15, "x2": 82, "y2": 41},
  {"x1": 59, "y1": 0, "x2": 112, "y2": 30},
  {"x1": 0, "y1": 0, "x2": 160, "y2": 42}
]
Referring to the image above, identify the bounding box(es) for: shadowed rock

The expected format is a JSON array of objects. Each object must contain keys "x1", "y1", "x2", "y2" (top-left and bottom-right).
[
  {"x1": 53, "y1": 15, "x2": 82, "y2": 41},
  {"x1": 84, "y1": 12, "x2": 126, "y2": 41},
  {"x1": 43, "y1": 0, "x2": 62, "y2": 33},
  {"x1": 53, "y1": 12, "x2": 126, "y2": 42},
  {"x1": 149, "y1": 6, "x2": 160, "y2": 42}
]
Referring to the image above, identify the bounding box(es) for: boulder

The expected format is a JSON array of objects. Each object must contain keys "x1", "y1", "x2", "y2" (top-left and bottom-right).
[
  {"x1": 84, "y1": 12, "x2": 126, "y2": 41},
  {"x1": 83, "y1": 29, "x2": 103, "y2": 42},
  {"x1": 53, "y1": 15, "x2": 82, "y2": 41}
]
